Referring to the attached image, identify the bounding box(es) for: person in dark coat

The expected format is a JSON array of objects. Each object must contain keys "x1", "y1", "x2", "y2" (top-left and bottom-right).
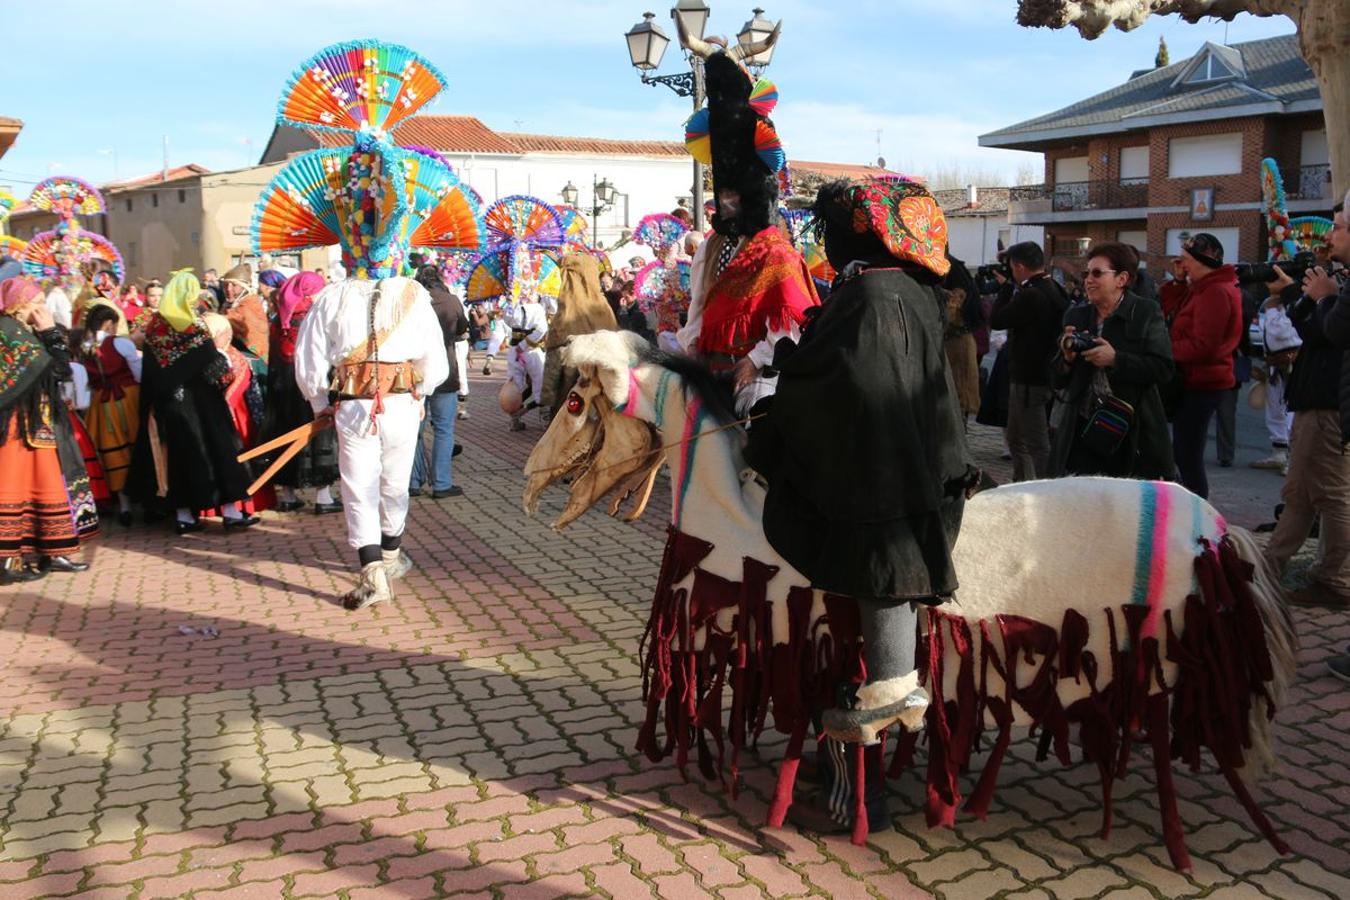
[
  {"x1": 263, "y1": 271, "x2": 340, "y2": 514},
  {"x1": 1048, "y1": 242, "x2": 1175, "y2": 481},
  {"x1": 409, "y1": 265, "x2": 468, "y2": 499},
  {"x1": 1266, "y1": 201, "x2": 1350, "y2": 611},
  {"x1": 745, "y1": 179, "x2": 974, "y2": 834},
  {"x1": 128, "y1": 270, "x2": 258, "y2": 534}
]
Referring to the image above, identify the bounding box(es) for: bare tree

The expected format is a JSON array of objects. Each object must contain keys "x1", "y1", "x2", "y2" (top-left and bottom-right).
[{"x1": 1017, "y1": 1, "x2": 1348, "y2": 198}]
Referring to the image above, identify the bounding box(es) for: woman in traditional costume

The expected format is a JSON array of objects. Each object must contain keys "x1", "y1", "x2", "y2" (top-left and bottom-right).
[
  {"x1": 262, "y1": 271, "x2": 340, "y2": 513},
  {"x1": 0, "y1": 277, "x2": 93, "y2": 582},
  {"x1": 82, "y1": 303, "x2": 142, "y2": 525},
  {"x1": 130, "y1": 270, "x2": 259, "y2": 535},
  {"x1": 746, "y1": 178, "x2": 974, "y2": 835}
]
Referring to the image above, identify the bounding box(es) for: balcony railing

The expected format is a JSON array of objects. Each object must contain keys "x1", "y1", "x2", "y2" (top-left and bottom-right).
[
  {"x1": 1291, "y1": 164, "x2": 1331, "y2": 201},
  {"x1": 1010, "y1": 180, "x2": 1150, "y2": 212}
]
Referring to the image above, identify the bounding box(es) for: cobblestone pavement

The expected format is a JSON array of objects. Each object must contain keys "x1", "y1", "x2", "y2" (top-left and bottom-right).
[{"x1": 1, "y1": 366, "x2": 1346, "y2": 899}]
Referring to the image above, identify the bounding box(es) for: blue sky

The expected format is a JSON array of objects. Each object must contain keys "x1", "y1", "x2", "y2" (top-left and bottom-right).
[{"x1": 0, "y1": 1, "x2": 1295, "y2": 190}]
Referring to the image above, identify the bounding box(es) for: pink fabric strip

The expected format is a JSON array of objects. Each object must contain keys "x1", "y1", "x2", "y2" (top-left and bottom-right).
[
  {"x1": 621, "y1": 368, "x2": 641, "y2": 418},
  {"x1": 1143, "y1": 481, "x2": 1174, "y2": 638},
  {"x1": 671, "y1": 397, "x2": 703, "y2": 525}
]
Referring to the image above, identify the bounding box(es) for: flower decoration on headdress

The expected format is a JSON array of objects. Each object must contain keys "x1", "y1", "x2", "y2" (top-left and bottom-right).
[
  {"x1": 252, "y1": 40, "x2": 486, "y2": 280},
  {"x1": 845, "y1": 180, "x2": 950, "y2": 277},
  {"x1": 633, "y1": 213, "x2": 690, "y2": 257},
  {"x1": 20, "y1": 176, "x2": 122, "y2": 294}
]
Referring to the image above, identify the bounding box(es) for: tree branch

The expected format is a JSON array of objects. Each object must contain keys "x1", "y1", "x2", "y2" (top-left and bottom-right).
[{"x1": 1016, "y1": 1, "x2": 1299, "y2": 39}]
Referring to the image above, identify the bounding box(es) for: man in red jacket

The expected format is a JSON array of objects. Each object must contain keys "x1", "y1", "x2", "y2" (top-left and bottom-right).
[{"x1": 1159, "y1": 233, "x2": 1243, "y2": 498}]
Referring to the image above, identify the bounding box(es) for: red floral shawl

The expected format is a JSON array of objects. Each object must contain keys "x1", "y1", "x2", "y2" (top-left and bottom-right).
[{"x1": 696, "y1": 227, "x2": 818, "y2": 359}]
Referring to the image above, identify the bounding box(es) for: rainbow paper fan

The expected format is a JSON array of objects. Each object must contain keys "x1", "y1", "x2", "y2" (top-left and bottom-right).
[
  {"x1": 754, "y1": 120, "x2": 785, "y2": 173},
  {"x1": 438, "y1": 249, "x2": 477, "y2": 289},
  {"x1": 0, "y1": 235, "x2": 28, "y2": 258},
  {"x1": 804, "y1": 241, "x2": 835, "y2": 283},
  {"x1": 465, "y1": 250, "x2": 511, "y2": 303},
  {"x1": 684, "y1": 108, "x2": 711, "y2": 165},
  {"x1": 252, "y1": 149, "x2": 346, "y2": 252},
  {"x1": 401, "y1": 152, "x2": 485, "y2": 252},
  {"x1": 554, "y1": 205, "x2": 590, "y2": 246},
  {"x1": 404, "y1": 144, "x2": 453, "y2": 168},
  {"x1": 588, "y1": 247, "x2": 613, "y2": 275},
  {"x1": 29, "y1": 176, "x2": 105, "y2": 217},
  {"x1": 278, "y1": 40, "x2": 448, "y2": 135},
  {"x1": 779, "y1": 207, "x2": 810, "y2": 246},
  {"x1": 634, "y1": 260, "x2": 691, "y2": 315},
  {"x1": 633, "y1": 213, "x2": 689, "y2": 255},
  {"x1": 484, "y1": 196, "x2": 564, "y2": 250},
  {"x1": 1289, "y1": 216, "x2": 1334, "y2": 253},
  {"x1": 748, "y1": 78, "x2": 778, "y2": 117},
  {"x1": 0, "y1": 189, "x2": 17, "y2": 223},
  {"x1": 22, "y1": 230, "x2": 125, "y2": 284}
]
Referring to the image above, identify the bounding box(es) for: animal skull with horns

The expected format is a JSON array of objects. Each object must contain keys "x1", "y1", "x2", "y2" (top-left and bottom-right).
[{"x1": 674, "y1": 11, "x2": 781, "y2": 62}]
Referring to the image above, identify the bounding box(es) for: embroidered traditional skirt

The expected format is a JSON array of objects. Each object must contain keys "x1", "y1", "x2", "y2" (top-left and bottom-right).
[
  {"x1": 57, "y1": 412, "x2": 102, "y2": 542},
  {"x1": 85, "y1": 386, "x2": 140, "y2": 493},
  {"x1": 0, "y1": 422, "x2": 81, "y2": 559}
]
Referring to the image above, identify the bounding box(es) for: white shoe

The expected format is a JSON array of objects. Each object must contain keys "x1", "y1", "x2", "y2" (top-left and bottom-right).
[
  {"x1": 381, "y1": 548, "x2": 412, "y2": 581},
  {"x1": 342, "y1": 562, "x2": 394, "y2": 610},
  {"x1": 1250, "y1": 450, "x2": 1288, "y2": 470}
]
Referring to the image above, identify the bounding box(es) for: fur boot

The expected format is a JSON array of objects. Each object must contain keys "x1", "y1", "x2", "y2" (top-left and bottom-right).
[
  {"x1": 382, "y1": 548, "x2": 412, "y2": 581},
  {"x1": 821, "y1": 672, "x2": 929, "y2": 745},
  {"x1": 342, "y1": 562, "x2": 394, "y2": 611}
]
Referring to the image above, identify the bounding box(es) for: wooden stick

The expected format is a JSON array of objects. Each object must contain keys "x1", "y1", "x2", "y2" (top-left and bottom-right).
[
  {"x1": 245, "y1": 437, "x2": 308, "y2": 497},
  {"x1": 237, "y1": 419, "x2": 327, "y2": 463}
]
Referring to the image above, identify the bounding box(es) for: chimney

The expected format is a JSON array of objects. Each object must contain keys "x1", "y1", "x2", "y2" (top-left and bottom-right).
[{"x1": 967, "y1": 184, "x2": 978, "y2": 207}]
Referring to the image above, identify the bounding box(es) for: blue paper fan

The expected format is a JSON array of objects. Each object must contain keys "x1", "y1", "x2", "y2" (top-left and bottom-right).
[
  {"x1": 252, "y1": 149, "x2": 346, "y2": 252},
  {"x1": 278, "y1": 40, "x2": 448, "y2": 135}
]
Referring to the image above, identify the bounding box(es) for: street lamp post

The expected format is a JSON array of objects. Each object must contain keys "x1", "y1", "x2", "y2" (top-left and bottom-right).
[
  {"x1": 624, "y1": 3, "x2": 779, "y2": 233},
  {"x1": 560, "y1": 177, "x2": 617, "y2": 249}
]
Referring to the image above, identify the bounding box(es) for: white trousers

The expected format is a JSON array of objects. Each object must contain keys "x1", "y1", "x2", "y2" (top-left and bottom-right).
[
  {"x1": 507, "y1": 344, "x2": 546, "y2": 406},
  {"x1": 334, "y1": 394, "x2": 421, "y2": 549},
  {"x1": 455, "y1": 339, "x2": 469, "y2": 397},
  {"x1": 1265, "y1": 376, "x2": 1293, "y2": 447}
]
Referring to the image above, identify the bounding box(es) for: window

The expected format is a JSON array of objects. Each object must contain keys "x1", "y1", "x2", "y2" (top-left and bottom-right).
[
  {"x1": 191, "y1": 231, "x2": 200, "y2": 246},
  {"x1": 178, "y1": 189, "x2": 187, "y2": 203},
  {"x1": 1119, "y1": 147, "x2": 1149, "y2": 184},
  {"x1": 1168, "y1": 133, "x2": 1243, "y2": 178},
  {"x1": 127, "y1": 241, "x2": 138, "y2": 267},
  {"x1": 125, "y1": 198, "x2": 133, "y2": 213},
  {"x1": 151, "y1": 193, "x2": 159, "y2": 208},
  {"x1": 1054, "y1": 156, "x2": 1089, "y2": 185},
  {"x1": 1117, "y1": 230, "x2": 1148, "y2": 254},
  {"x1": 1184, "y1": 54, "x2": 1238, "y2": 84},
  {"x1": 1301, "y1": 130, "x2": 1329, "y2": 167}
]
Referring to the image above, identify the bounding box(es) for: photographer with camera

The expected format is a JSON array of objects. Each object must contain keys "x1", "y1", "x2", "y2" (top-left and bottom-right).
[
  {"x1": 1158, "y1": 233, "x2": 1243, "y2": 499},
  {"x1": 1047, "y1": 242, "x2": 1175, "y2": 481},
  {"x1": 988, "y1": 242, "x2": 1068, "y2": 481},
  {"x1": 1267, "y1": 200, "x2": 1350, "y2": 616}
]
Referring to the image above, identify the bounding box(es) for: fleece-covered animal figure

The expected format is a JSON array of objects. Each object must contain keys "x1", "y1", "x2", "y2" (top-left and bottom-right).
[{"x1": 523, "y1": 331, "x2": 1298, "y2": 872}]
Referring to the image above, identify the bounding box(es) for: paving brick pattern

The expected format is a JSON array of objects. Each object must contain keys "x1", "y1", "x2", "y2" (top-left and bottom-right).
[{"x1": 0, "y1": 367, "x2": 1345, "y2": 899}]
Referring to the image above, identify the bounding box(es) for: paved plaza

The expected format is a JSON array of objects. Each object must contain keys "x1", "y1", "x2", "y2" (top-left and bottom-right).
[{"x1": 0, "y1": 370, "x2": 1346, "y2": 900}]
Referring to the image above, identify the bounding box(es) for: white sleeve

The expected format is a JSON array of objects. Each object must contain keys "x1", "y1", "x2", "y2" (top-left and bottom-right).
[
  {"x1": 67, "y1": 363, "x2": 91, "y2": 411},
  {"x1": 747, "y1": 319, "x2": 801, "y2": 369},
  {"x1": 412, "y1": 292, "x2": 450, "y2": 395},
  {"x1": 46, "y1": 289, "x2": 72, "y2": 330},
  {"x1": 294, "y1": 290, "x2": 334, "y2": 414},
  {"x1": 113, "y1": 336, "x2": 143, "y2": 382},
  {"x1": 676, "y1": 240, "x2": 711, "y2": 353}
]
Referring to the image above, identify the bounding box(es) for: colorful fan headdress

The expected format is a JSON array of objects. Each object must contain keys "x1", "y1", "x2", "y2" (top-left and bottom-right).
[
  {"x1": 20, "y1": 177, "x2": 121, "y2": 292},
  {"x1": 0, "y1": 189, "x2": 18, "y2": 225},
  {"x1": 1261, "y1": 157, "x2": 1332, "y2": 261},
  {"x1": 634, "y1": 259, "x2": 691, "y2": 315},
  {"x1": 553, "y1": 205, "x2": 590, "y2": 252},
  {"x1": 633, "y1": 213, "x2": 690, "y2": 257},
  {"x1": 0, "y1": 235, "x2": 27, "y2": 259},
  {"x1": 252, "y1": 40, "x2": 486, "y2": 279}
]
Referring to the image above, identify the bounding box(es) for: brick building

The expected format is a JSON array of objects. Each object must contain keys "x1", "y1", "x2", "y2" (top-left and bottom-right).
[{"x1": 979, "y1": 35, "x2": 1331, "y2": 275}]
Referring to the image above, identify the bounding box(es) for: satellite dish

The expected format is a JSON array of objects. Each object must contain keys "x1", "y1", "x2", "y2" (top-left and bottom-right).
[{"x1": 877, "y1": 156, "x2": 886, "y2": 168}]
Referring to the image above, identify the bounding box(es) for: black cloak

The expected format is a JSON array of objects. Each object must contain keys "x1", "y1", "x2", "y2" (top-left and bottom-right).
[{"x1": 745, "y1": 266, "x2": 973, "y2": 602}]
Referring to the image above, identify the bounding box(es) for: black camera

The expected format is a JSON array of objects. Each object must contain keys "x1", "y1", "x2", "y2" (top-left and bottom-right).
[
  {"x1": 975, "y1": 262, "x2": 1010, "y2": 295},
  {"x1": 1236, "y1": 251, "x2": 1318, "y2": 286},
  {"x1": 1063, "y1": 330, "x2": 1099, "y2": 354}
]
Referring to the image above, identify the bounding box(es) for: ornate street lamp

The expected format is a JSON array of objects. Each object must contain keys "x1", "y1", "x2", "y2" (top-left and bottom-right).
[
  {"x1": 559, "y1": 181, "x2": 579, "y2": 207},
  {"x1": 625, "y1": 12, "x2": 671, "y2": 71},
  {"x1": 737, "y1": 7, "x2": 778, "y2": 71},
  {"x1": 672, "y1": 0, "x2": 710, "y2": 42}
]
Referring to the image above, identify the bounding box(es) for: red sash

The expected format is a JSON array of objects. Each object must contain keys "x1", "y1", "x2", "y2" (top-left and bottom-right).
[{"x1": 696, "y1": 227, "x2": 818, "y2": 360}]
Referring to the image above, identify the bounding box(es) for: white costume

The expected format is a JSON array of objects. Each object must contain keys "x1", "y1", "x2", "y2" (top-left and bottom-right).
[
  {"x1": 294, "y1": 277, "x2": 449, "y2": 551},
  {"x1": 506, "y1": 299, "x2": 548, "y2": 407},
  {"x1": 1258, "y1": 303, "x2": 1302, "y2": 461}
]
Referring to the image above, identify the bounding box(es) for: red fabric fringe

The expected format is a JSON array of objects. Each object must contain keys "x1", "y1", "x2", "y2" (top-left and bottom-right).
[{"x1": 637, "y1": 530, "x2": 1288, "y2": 871}]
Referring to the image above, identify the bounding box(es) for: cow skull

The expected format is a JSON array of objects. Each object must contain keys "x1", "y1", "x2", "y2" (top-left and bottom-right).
[{"x1": 522, "y1": 365, "x2": 664, "y2": 530}]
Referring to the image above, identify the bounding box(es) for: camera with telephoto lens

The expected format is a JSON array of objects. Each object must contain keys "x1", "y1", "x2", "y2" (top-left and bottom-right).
[
  {"x1": 1236, "y1": 251, "x2": 1317, "y2": 286},
  {"x1": 1063, "y1": 330, "x2": 1099, "y2": 355},
  {"x1": 975, "y1": 261, "x2": 1010, "y2": 295}
]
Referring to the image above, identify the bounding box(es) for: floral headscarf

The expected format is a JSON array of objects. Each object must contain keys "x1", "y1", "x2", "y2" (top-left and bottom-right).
[
  {"x1": 160, "y1": 270, "x2": 202, "y2": 333},
  {"x1": 849, "y1": 181, "x2": 949, "y2": 277},
  {"x1": 0, "y1": 276, "x2": 43, "y2": 313},
  {"x1": 816, "y1": 180, "x2": 950, "y2": 278}
]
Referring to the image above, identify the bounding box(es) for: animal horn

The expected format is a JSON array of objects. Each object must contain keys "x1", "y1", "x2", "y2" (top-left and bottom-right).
[
  {"x1": 676, "y1": 11, "x2": 718, "y2": 59},
  {"x1": 733, "y1": 19, "x2": 781, "y2": 62}
]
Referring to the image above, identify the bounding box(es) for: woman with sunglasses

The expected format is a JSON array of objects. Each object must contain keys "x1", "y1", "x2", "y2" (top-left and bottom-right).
[{"x1": 1048, "y1": 241, "x2": 1176, "y2": 480}]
